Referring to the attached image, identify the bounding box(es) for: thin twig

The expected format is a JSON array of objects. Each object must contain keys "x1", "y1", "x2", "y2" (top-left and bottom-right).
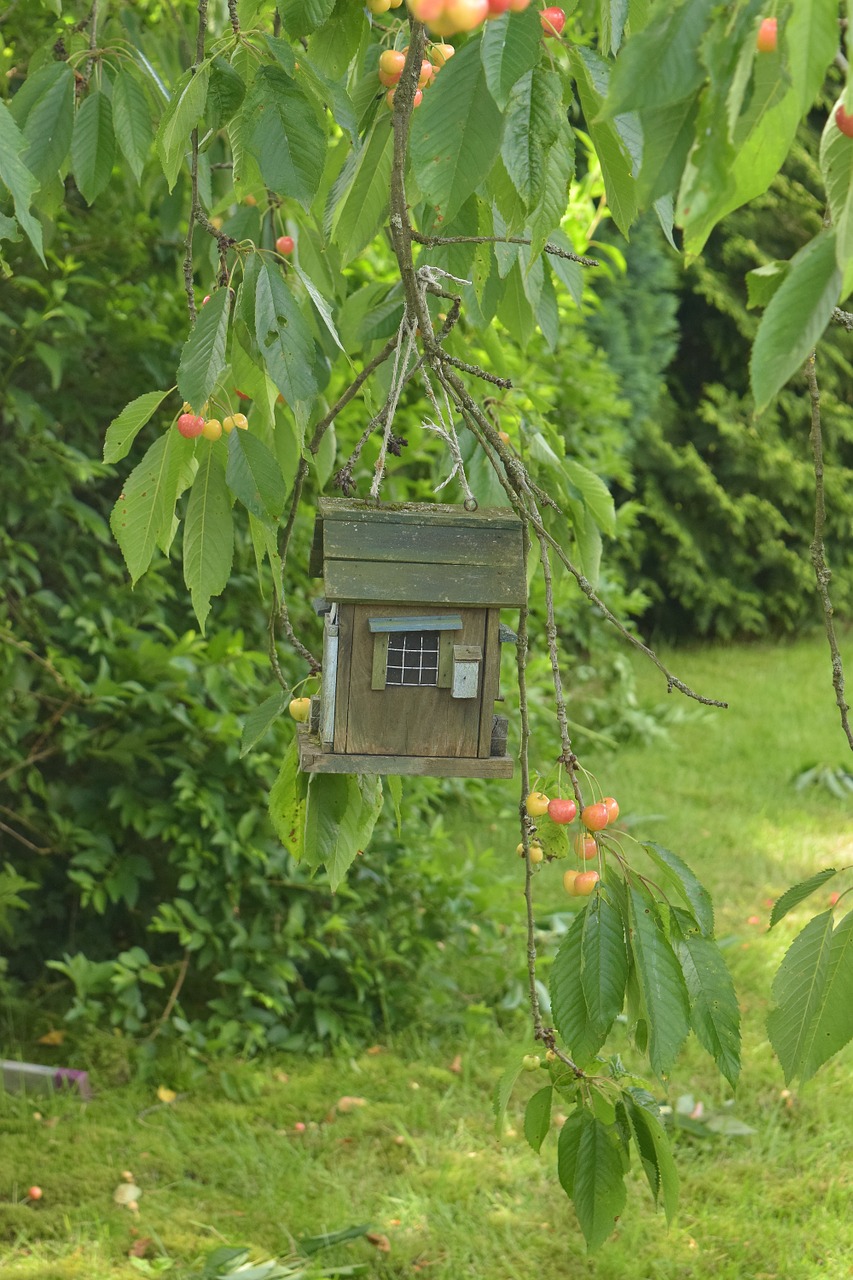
[
  {"x1": 308, "y1": 335, "x2": 398, "y2": 456},
  {"x1": 144, "y1": 949, "x2": 191, "y2": 1043},
  {"x1": 0, "y1": 629, "x2": 81, "y2": 694},
  {"x1": 410, "y1": 230, "x2": 599, "y2": 268},
  {"x1": 806, "y1": 354, "x2": 853, "y2": 750},
  {"x1": 271, "y1": 458, "x2": 321, "y2": 676},
  {"x1": 0, "y1": 818, "x2": 53, "y2": 855},
  {"x1": 534, "y1": 529, "x2": 584, "y2": 807},
  {"x1": 439, "y1": 352, "x2": 512, "y2": 389},
  {"x1": 227, "y1": 0, "x2": 240, "y2": 34}
]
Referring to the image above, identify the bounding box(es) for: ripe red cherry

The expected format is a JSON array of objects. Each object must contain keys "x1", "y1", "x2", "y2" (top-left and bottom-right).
[
  {"x1": 540, "y1": 6, "x2": 565, "y2": 36},
  {"x1": 27, "y1": 1186, "x2": 43, "y2": 1201},
  {"x1": 547, "y1": 797, "x2": 577, "y2": 824},
  {"x1": 487, "y1": 0, "x2": 512, "y2": 13},
  {"x1": 602, "y1": 796, "x2": 619, "y2": 823},
  {"x1": 836, "y1": 104, "x2": 853, "y2": 137},
  {"x1": 574, "y1": 832, "x2": 597, "y2": 861},
  {"x1": 379, "y1": 49, "x2": 406, "y2": 76},
  {"x1": 574, "y1": 870, "x2": 600, "y2": 896},
  {"x1": 756, "y1": 17, "x2": 777, "y2": 52},
  {"x1": 177, "y1": 413, "x2": 204, "y2": 438},
  {"x1": 275, "y1": 235, "x2": 294, "y2": 256},
  {"x1": 581, "y1": 802, "x2": 609, "y2": 832}
]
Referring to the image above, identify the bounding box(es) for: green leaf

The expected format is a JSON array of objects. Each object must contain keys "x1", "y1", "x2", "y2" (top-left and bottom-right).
[
  {"x1": 769, "y1": 869, "x2": 839, "y2": 929},
  {"x1": 183, "y1": 441, "x2": 234, "y2": 632},
  {"x1": 480, "y1": 6, "x2": 542, "y2": 110},
  {"x1": 241, "y1": 690, "x2": 288, "y2": 757},
  {"x1": 572, "y1": 1114, "x2": 628, "y2": 1251},
  {"x1": 787, "y1": 0, "x2": 840, "y2": 116},
  {"x1": 329, "y1": 118, "x2": 394, "y2": 265},
  {"x1": 410, "y1": 38, "x2": 504, "y2": 223},
  {"x1": 156, "y1": 63, "x2": 211, "y2": 190},
  {"x1": 767, "y1": 909, "x2": 835, "y2": 1084},
  {"x1": 255, "y1": 262, "x2": 320, "y2": 406},
  {"x1": 679, "y1": 58, "x2": 800, "y2": 255},
  {"x1": 624, "y1": 1091, "x2": 679, "y2": 1223},
  {"x1": 523, "y1": 1085, "x2": 553, "y2": 1154},
  {"x1": 293, "y1": 264, "x2": 348, "y2": 358},
  {"x1": 278, "y1": 48, "x2": 358, "y2": 144},
  {"x1": 268, "y1": 738, "x2": 308, "y2": 861},
  {"x1": 604, "y1": 0, "x2": 715, "y2": 116},
  {"x1": 246, "y1": 67, "x2": 325, "y2": 212},
  {"x1": 386, "y1": 774, "x2": 403, "y2": 838},
  {"x1": 635, "y1": 95, "x2": 699, "y2": 208},
  {"x1": 820, "y1": 103, "x2": 853, "y2": 269},
  {"x1": 207, "y1": 56, "x2": 246, "y2": 132},
  {"x1": 750, "y1": 231, "x2": 841, "y2": 414},
  {"x1": 581, "y1": 895, "x2": 629, "y2": 1049},
  {"x1": 556, "y1": 1108, "x2": 585, "y2": 1198},
  {"x1": 9, "y1": 63, "x2": 74, "y2": 186},
  {"x1": 672, "y1": 927, "x2": 741, "y2": 1088},
  {"x1": 795, "y1": 908, "x2": 853, "y2": 1084},
  {"x1": 628, "y1": 884, "x2": 690, "y2": 1077},
  {"x1": 501, "y1": 68, "x2": 561, "y2": 211},
  {"x1": 303, "y1": 773, "x2": 383, "y2": 889},
  {"x1": 550, "y1": 907, "x2": 595, "y2": 1062},
  {"x1": 176, "y1": 289, "x2": 231, "y2": 413},
  {"x1": 494, "y1": 1054, "x2": 524, "y2": 1138},
  {"x1": 110, "y1": 430, "x2": 196, "y2": 584},
  {"x1": 642, "y1": 842, "x2": 714, "y2": 936},
  {"x1": 71, "y1": 90, "x2": 115, "y2": 204},
  {"x1": 746, "y1": 262, "x2": 789, "y2": 310},
  {"x1": 112, "y1": 69, "x2": 154, "y2": 183},
  {"x1": 226, "y1": 427, "x2": 287, "y2": 524},
  {"x1": 0, "y1": 101, "x2": 44, "y2": 262},
  {"x1": 103, "y1": 389, "x2": 172, "y2": 464},
  {"x1": 563, "y1": 459, "x2": 616, "y2": 536},
  {"x1": 570, "y1": 48, "x2": 637, "y2": 237},
  {"x1": 529, "y1": 128, "x2": 576, "y2": 258},
  {"x1": 276, "y1": 0, "x2": 336, "y2": 37}
]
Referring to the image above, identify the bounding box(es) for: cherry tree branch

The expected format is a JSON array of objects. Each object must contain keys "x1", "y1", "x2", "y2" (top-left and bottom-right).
[
  {"x1": 806, "y1": 354, "x2": 853, "y2": 751},
  {"x1": 410, "y1": 230, "x2": 599, "y2": 268}
]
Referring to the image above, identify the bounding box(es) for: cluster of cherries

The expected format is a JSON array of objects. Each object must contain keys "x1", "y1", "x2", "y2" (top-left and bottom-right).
[
  {"x1": 378, "y1": 41, "x2": 455, "y2": 108},
  {"x1": 519, "y1": 789, "x2": 619, "y2": 897},
  {"x1": 176, "y1": 407, "x2": 249, "y2": 440},
  {"x1": 369, "y1": 0, "x2": 566, "y2": 40}
]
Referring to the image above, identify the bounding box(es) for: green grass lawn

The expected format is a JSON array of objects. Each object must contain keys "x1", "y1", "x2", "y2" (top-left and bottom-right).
[{"x1": 1, "y1": 634, "x2": 851, "y2": 1280}]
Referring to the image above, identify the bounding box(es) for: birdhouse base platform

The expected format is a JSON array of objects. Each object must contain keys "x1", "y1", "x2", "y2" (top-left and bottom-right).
[{"x1": 297, "y1": 729, "x2": 514, "y2": 779}]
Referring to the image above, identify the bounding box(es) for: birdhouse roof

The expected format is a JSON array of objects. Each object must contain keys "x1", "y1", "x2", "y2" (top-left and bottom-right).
[{"x1": 311, "y1": 498, "x2": 526, "y2": 608}]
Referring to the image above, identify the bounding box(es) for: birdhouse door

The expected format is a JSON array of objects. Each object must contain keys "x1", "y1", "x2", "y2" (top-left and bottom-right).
[{"x1": 333, "y1": 603, "x2": 499, "y2": 760}]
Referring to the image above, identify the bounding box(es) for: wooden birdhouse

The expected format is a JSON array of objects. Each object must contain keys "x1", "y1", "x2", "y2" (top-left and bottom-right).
[{"x1": 297, "y1": 498, "x2": 525, "y2": 778}]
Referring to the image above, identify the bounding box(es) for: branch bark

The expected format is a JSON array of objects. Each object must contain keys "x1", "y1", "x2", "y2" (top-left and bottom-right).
[{"x1": 806, "y1": 354, "x2": 853, "y2": 751}]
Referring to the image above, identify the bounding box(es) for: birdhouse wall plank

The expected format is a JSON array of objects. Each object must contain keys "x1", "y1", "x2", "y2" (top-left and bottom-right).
[{"x1": 478, "y1": 609, "x2": 503, "y2": 758}]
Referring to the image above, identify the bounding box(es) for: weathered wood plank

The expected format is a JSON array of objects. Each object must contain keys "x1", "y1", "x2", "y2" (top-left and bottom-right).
[
  {"x1": 332, "y1": 604, "x2": 354, "y2": 754},
  {"x1": 324, "y1": 559, "x2": 526, "y2": 607},
  {"x1": 323, "y1": 520, "x2": 523, "y2": 569},
  {"x1": 298, "y1": 732, "x2": 514, "y2": 778},
  {"x1": 318, "y1": 497, "x2": 521, "y2": 529},
  {"x1": 478, "y1": 608, "x2": 502, "y2": 757}
]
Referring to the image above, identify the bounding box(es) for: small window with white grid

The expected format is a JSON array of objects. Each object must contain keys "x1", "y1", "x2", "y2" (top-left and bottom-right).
[{"x1": 385, "y1": 631, "x2": 440, "y2": 687}]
